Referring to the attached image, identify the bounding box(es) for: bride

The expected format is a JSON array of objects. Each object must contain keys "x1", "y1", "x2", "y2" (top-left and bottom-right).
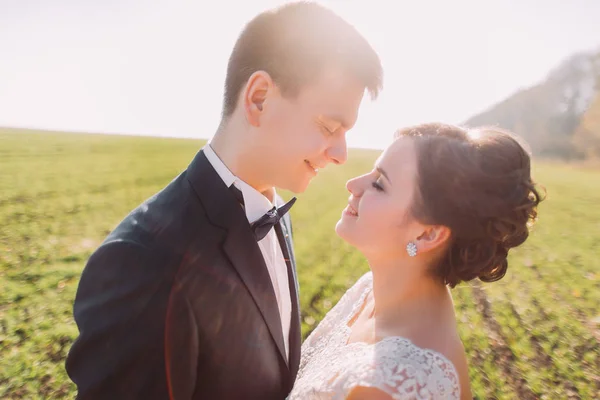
[{"x1": 288, "y1": 123, "x2": 543, "y2": 399}]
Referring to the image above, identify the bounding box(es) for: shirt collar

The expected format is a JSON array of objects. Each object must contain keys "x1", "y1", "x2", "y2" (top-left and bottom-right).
[{"x1": 203, "y1": 143, "x2": 275, "y2": 224}]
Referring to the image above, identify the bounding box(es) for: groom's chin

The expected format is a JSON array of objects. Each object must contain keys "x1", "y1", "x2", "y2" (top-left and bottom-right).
[{"x1": 283, "y1": 178, "x2": 311, "y2": 194}]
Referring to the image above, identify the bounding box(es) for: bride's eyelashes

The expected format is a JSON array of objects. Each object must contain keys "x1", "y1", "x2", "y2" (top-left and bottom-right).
[{"x1": 371, "y1": 180, "x2": 384, "y2": 192}]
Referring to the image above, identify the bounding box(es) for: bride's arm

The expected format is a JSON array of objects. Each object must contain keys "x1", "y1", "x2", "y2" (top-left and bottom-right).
[
  {"x1": 346, "y1": 386, "x2": 393, "y2": 400},
  {"x1": 450, "y1": 345, "x2": 473, "y2": 400}
]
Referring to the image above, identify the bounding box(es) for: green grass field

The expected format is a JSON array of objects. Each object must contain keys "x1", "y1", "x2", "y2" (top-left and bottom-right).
[{"x1": 1, "y1": 128, "x2": 599, "y2": 399}]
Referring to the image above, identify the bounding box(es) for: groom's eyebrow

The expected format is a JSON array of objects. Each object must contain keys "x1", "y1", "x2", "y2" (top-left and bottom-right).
[{"x1": 321, "y1": 114, "x2": 350, "y2": 130}]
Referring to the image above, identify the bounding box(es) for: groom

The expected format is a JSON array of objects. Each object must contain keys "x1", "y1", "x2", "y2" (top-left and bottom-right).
[{"x1": 65, "y1": 2, "x2": 382, "y2": 399}]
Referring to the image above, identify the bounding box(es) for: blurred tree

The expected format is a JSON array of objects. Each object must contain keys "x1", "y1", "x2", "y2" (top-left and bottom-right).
[{"x1": 464, "y1": 49, "x2": 600, "y2": 160}]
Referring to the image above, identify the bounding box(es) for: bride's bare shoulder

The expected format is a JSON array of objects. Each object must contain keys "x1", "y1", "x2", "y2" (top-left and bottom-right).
[{"x1": 445, "y1": 339, "x2": 473, "y2": 400}]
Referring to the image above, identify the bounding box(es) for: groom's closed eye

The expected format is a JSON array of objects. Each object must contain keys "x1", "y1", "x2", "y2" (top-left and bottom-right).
[
  {"x1": 319, "y1": 123, "x2": 337, "y2": 135},
  {"x1": 318, "y1": 115, "x2": 344, "y2": 133}
]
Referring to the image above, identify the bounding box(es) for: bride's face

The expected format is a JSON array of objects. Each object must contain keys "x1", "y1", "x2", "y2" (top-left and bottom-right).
[{"x1": 335, "y1": 138, "x2": 422, "y2": 259}]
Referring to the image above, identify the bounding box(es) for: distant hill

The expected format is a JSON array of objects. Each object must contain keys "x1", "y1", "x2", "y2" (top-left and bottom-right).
[{"x1": 463, "y1": 48, "x2": 600, "y2": 160}]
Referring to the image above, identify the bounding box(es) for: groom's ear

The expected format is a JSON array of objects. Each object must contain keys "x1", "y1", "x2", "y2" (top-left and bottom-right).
[{"x1": 243, "y1": 71, "x2": 273, "y2": 127}]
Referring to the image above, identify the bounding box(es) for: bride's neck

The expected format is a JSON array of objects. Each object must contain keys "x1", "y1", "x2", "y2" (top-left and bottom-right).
[{"x1": 368, "y1": 257, "x2": 449, "y2": 322}]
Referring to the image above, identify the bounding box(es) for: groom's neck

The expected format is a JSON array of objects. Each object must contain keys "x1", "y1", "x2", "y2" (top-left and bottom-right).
[{"x1": 211, "y1": 123, "x2": 274, "y2": 200}]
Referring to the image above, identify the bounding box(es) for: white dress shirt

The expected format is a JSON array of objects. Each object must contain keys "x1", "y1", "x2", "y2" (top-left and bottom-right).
[{"x1": 202, "y1": 143, "x2": 292, "y2": 360}]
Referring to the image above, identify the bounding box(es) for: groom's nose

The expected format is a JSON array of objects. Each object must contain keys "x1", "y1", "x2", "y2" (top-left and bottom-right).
[{"x1": 326, "y1": 137, "x2": 348, "y2": 165}]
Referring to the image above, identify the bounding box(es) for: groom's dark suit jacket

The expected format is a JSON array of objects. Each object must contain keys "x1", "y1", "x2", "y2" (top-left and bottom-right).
[{"x1": 65, "y1": 149, "x2": 302, "y2": 400}]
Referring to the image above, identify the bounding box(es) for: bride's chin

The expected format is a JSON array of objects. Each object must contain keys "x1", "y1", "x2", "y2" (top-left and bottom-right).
[
  {"x1": 334, "y1": 220, "x2": 353, "y2": 243},
  {"x1": 334, "y1": 220, "x2": 343, "y2": 236},
  {"x1": 334, "y1": 219, "x2": 346, "y2": 235}
]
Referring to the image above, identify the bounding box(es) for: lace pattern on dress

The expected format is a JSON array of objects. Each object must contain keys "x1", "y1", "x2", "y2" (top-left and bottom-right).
[{"x1": 289, "y1": 272, "x2": 461, "y2": 400}]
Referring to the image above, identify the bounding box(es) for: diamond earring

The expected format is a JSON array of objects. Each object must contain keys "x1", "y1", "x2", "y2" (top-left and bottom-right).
[{"x1": 406, "y1": 241, "x2": 418, "y2": 257}]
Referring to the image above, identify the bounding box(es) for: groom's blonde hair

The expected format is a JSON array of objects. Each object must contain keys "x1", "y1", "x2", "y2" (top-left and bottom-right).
[{"x1": 221, "y1": 1, "x2": 383, "y2": 118}]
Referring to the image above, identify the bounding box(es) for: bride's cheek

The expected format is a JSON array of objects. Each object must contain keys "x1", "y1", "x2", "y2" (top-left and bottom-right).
[{"x1": 373, "y1": 201, "x2": 392, "y2": 221}]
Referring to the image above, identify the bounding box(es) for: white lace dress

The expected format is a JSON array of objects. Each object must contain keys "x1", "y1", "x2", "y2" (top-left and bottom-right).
[{"x1": 288, "y1": 272, "x2": 460, "y2": 400}]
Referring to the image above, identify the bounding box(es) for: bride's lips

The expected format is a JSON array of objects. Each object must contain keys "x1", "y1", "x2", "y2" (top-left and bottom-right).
[{"x1": 342, "y1": 203, "x2": 358, "y2": 217}]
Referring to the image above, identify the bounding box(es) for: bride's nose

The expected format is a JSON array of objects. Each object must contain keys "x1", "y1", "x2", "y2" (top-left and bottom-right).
[{"x1": 346, "y1": 176, "x2": 363, "y2": 196}]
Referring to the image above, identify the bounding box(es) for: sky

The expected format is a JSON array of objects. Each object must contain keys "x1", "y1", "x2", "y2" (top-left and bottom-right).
[{"x1": 1, "y1": 0, "x2": 599, "y2": 149}]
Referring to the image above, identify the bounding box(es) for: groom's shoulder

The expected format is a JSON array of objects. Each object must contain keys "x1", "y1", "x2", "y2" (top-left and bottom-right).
[{"x1": 103, "y1": 170, "x2": 210, "y2": 250}]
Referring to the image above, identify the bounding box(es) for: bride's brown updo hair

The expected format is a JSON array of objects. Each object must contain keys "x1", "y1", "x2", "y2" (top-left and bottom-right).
[{"x1": 395, "y1": 123, "x2": 543, "y2": 288}]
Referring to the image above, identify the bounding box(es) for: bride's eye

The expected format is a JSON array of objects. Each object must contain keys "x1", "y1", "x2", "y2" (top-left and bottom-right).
[{"x1": 372, "y1": 180, "x2": 384, "y2": 192}]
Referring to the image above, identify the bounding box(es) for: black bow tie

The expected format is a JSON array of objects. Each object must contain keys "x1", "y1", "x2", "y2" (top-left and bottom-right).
[{"x1": 230, "y1": 185, "x2": 296, "y2": 241}]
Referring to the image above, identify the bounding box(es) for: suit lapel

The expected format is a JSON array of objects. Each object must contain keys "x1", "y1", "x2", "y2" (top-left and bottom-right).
[
  {"x1": 186, "y1": 150, "x2": 288, "y2": 366},
  {"x1": 281, "y1": 213, "x2": 297, "y2": 273},
  {"x1": 223, "y1": 224, "x2": 287, "y2": 364},
  {"x1": 274, "y1": 222, "x2": 301, "y2": 378}
]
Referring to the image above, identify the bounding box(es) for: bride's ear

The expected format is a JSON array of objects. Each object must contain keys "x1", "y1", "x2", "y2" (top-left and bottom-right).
[{"x1": 415, "y1": 225, "x2": 451, "y2": 254}]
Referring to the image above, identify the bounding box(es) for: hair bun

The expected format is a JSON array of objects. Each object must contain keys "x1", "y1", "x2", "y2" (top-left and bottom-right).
[
  {"x1": 446, "y1": 237, "x2": 509, "y2": 285},
  {"x1": 395, "y1": 123, "x2": 544, "y2": 288}
]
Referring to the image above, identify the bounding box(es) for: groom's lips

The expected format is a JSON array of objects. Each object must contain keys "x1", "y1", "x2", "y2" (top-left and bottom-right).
[{"x1": 304, "y1": 160, "x2": 319, "y2": 175}]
